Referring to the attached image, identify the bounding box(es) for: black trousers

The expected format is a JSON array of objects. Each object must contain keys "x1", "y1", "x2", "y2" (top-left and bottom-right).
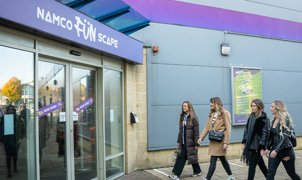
[
  {"x1": 172, "y1": 143, "x2": 201, "y2": 177},
  {"x1": 206, "y1": 156, "x2": 232, "y2": 180},
  {"x1": 267, "y1": 148, "x2": 300, "y2": 180},
  {"x1": 3, "y1": 140, "x2": 20, "y2": 172},
  {"x1": 248, "y1": 150, "x2": 267, "y2": 180}
]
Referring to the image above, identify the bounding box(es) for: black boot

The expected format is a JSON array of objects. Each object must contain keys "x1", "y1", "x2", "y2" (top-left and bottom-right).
[
  {"x1": 13, "y1": 166, "x2": 18, "y2": 172},
  {"x1": 7, "y1": 169, "x2": 12, "y2": 178}
]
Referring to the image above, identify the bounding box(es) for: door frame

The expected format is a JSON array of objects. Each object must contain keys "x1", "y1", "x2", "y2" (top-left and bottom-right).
[
  {"x1": 37, "y1": 57, "x2": 100, "y2": 180},
  {"x1": 69, "y1": 63, "x2": 98, "y2": 180},
  {"x1": 102, "y1": 65, "x2": 125, "y2": 180}
]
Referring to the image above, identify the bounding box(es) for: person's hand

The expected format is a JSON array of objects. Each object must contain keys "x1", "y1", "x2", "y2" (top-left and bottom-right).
[
  {"x1": 177, "y1": 143, "x2": 180, "y2": 147},
  {"x1": 195, "y1": 146, "x2": 198, "y2": 150},
  {"x1": 45, "y1": 134, "x2": 50, "y2": 140},
  {"x1": 197, "y1": 138, "x2": 202, "y2": 144},
  {"x1": 264, "y1": 150, "x2": 269, "y2": 157},
  {"x1": 241, "y1": 143, "x2": 245, "y2": 150},
  {"x1": 270, "y1": 150, "x2": 277, "y2": 158},
  {"x1": 223, "y1": 144, "x2": 228, "y2": 149},
  {"x1": 260, "y1": 149, "x2": 265, "y2": 156}
]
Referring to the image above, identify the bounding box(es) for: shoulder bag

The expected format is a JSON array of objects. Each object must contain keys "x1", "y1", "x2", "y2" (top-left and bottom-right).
[
  {"x1": 208, "y1": 130, "x2": 224, "y2": 142},
  {"x1": 172, "y1": 146, "x2": 181, "y2": 162}
]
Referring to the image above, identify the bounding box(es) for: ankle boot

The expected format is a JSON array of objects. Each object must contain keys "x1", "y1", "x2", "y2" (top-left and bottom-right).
[
  {"x1": 7, "y1": 169, "x2": 12, "y2": 178},
  {"x1": 13, "y1": 166, "x2": 18, "y2": 172}
]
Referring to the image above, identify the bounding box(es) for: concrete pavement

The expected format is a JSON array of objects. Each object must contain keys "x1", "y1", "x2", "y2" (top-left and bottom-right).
[{"x1": 118, "y1": 149, "x2": 302, "y2": 180}]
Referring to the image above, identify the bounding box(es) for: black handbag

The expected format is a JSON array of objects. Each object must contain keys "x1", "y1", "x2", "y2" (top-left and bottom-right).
[
  {"x1": 209, "y1": 130, "x2": 224, "y2": 142},
  {"x1": 289, "y1": 127, "x2": 297, "y2": 147}
]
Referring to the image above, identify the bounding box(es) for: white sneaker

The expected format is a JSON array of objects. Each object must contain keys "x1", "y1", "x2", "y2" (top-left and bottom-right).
[
  {"x1": 226, "y1": 175, "x2": 235, "y2": 180},
  {"x1": 192, "y1": 172, "x2": 202, "y2": 177},
  {"x1": 169, "y1": 174, "x2": 179, "y2": 180}
]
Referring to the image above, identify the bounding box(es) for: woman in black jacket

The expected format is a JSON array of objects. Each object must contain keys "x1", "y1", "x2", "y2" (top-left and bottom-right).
[
  {"x1": 169, "y1": 101, "x2": 201, "y2": 180},
  {"x1": 0, "y1": 105, "x2": 25, "y2": 178},
  {"x1": 241, "y1": 99, "x2": 270, "y2": 180},
  {"x1": 265, "y1": 100, "x2": 300, "y2": 180}
]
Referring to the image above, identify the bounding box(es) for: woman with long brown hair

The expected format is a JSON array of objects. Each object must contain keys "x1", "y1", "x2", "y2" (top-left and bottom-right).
[
  {"x1": 265, "y1": 100, "x2": 300, "y2": 180},
  {"x1": 241, "y1": 99, "x2": 270, "y2": 179},
  {"x1": 198, "y1": 97, "x2": 234, "y2": 180},
  {"x1": 169, "y1": 101, "x2": 201, "y2": 180}
]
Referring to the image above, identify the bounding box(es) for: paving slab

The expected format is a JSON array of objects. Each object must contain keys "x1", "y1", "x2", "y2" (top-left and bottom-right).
[{"x1": 118, "y1": 149, "x2": 302, "y2": 180}]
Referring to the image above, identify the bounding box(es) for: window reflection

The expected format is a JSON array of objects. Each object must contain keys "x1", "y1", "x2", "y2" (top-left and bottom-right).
[
  {"x1": 72, "y1": 68, "x2": 97, "y2": 180},
  {"x1": 0, "y1": 45, "x2": 35, "y2": 179},
  {"x1": 106, "y1": 156, "x2": 123, "y2": 179},
  {"x1": 38, "y1": 61, "x2": 66, "y2": 180},
  {"x1": 104, "y1": 69, "x2": 123, "y2": 157}
]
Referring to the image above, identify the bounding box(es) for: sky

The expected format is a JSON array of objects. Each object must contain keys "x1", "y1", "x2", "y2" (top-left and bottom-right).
[{"x1": 0, "y1": 46, "x2": 34, "y2": 88}]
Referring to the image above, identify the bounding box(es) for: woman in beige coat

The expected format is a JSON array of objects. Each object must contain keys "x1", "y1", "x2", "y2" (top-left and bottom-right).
[{"x1": 198, "y1": 97, "x2": 235, "y2": 180}]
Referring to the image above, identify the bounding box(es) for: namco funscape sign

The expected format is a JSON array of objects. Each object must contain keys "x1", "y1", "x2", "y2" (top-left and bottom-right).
[{"x1": 0, "y1": 0, "x2": 143, "y2": 64}]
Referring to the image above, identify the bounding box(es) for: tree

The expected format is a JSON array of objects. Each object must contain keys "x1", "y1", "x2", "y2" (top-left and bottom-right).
[{"x1": 2, "y1": 77, "x2": 22, "y2": 104}]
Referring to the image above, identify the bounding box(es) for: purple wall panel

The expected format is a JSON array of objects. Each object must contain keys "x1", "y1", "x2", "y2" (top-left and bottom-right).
[{"x1": 123, "y1": 0, "x2": 302, "y2": 41}]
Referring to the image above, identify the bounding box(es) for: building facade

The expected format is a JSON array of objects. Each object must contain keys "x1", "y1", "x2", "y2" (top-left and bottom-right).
[
  {"x1": 1, "y1": 0, "x2": 302, "y2": 179},
  {"x1": 0, "y1": 0, "x2": 143, "y2": 179},
  {"x1": 123, "y1": 0, "x2": 302, "y2": 173}
]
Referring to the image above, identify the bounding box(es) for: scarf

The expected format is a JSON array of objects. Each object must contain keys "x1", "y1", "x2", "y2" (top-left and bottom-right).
[
  {"x1": 240, "y1": 112, "x2": 257, "y2": 165},
  {"x1": 183, "y1": 113, "x2": 189, "y2": 126},
  {"x1": 182, "y1": 113, "x2": 189, "y2": 144}
]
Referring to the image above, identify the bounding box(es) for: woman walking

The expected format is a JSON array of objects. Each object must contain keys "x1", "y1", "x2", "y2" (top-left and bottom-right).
[
  {"x1": 265, "y1": 100, "x2": 300, "y2": 180},
  {"x1": 241, "y1": 99, "x2": 270, "y2": 179},
  {"x1": 198, "y1": 97, "x2": 235, "y2": 180},
  {"x1": 169, "y1": 101, "x2": 202, "y2": 180}
]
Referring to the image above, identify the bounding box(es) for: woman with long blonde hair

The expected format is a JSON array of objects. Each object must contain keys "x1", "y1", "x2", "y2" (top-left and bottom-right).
[
  {"x1": 198, "y1": 97, "x2": 234, "y2": 180},
  {"x1": 265, "y1": 100, "x2": 300, "y2": 180}
]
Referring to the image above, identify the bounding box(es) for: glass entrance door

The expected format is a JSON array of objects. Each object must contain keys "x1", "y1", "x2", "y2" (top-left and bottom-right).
[
  {"x1": 72, "y1": 67, "x2": 97, "y2": 180},
  {"x1": 38, "y1": 61, "x2": 67, "y2": 180},
  {"x1": 38, "y1": 60, "x2": 97, "y2": 180}
]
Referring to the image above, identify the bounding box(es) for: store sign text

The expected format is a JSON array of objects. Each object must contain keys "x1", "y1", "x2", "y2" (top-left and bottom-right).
[{"x1": 37, "y1": 7, "x2": 118, "y2": 48}]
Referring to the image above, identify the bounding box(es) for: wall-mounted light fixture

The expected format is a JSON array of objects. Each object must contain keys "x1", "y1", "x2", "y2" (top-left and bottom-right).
[
  {"x1": 221, "y1": 43, "x2": 230, "y2": 56},
  {"x1": 152, "y1": 46, "x2": 158, "y2": 56},
  {"x1": 70, "y1": 50, "x2": 81, "y2": 56},
  {"x1": 221, "y1": 31, "x2": 230, "y2": 56}
]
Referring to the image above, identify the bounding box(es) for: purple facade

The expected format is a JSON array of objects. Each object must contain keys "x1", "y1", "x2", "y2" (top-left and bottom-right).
[
  {"x1": 0, "y1": 0, "x2": 143, "y2": 64},
  {"x1": 123, "y1": 0, "x2": 302, "y2": 42}
]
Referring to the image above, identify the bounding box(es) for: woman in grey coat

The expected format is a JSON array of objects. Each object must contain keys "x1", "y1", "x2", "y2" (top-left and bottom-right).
[{"x1": 169, "y1": 101, "x2": 201, "y2": 180}]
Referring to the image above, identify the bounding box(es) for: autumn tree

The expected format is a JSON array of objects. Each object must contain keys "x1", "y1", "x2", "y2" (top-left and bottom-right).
[{"x1": 2, "y1": 77, "x2": 22, "y2": 104}]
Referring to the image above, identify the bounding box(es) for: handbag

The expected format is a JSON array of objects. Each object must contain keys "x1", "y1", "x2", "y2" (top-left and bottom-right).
[
  {"x1": 208, "y1": 130, "x2": 224, "y2": 142},
  {"x1": 289, "y1": 127, "x2": 297, "y2": 147},
  {"x1": 172, "y1": 146, "x2": 181, "y2": 162}
]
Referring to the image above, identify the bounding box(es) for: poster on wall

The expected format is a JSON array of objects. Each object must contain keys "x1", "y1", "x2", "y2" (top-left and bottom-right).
[{"x1": 231, "y1": 67, "x2": 262, "y2": 125}]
